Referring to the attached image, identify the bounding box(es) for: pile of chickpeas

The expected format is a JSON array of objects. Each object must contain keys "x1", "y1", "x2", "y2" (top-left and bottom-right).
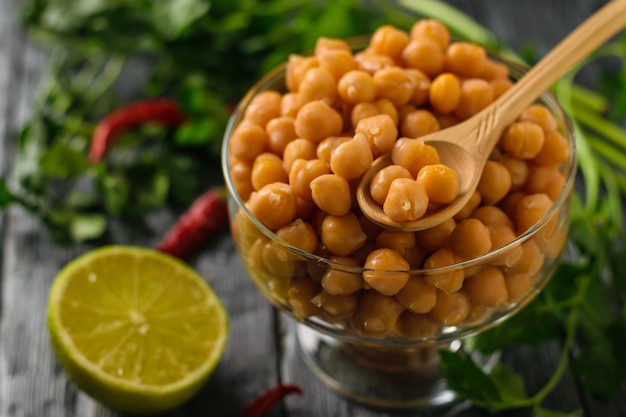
[{"x1": 227, "y1": 20, "x2": 572, "y2": 340}]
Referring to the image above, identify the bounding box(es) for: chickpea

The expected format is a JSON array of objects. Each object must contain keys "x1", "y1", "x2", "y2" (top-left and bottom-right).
[
  {"x1": 275, "y1": 218, "x2": 319, "y2": 254},
  {"x1": 501, "y1": 155, "x2": 530, "y2": 191},
  {"x1": 477, "y1": 160, "x2": 512, "y2": 205},
  {"x1": 518, "y1": 104, "x2": 557, "y2": 132},
  {"x1": 444, "y1": 42, "x2": 487, "y2": 78},
  {"x1": 400, "y1": 109, "x2": 440, "y2": 139},
  {"x1": 310, "y1": 173, "x2": 352, "y2": 216},
  {"x1": 355, "y1": 114, "x2": 398, "y2": 157},
  {"x1": 353, "y1": 290, "x2": 405, "y2": 335},
  {"x1": 315, "y1": 37, "x2": 351, "y2": 56},
  {"x1": 401, "y1": 38, "x2": 445, "y2": 76},
  {"x1": 525, "y1": 165, "x2": 566, "y2": 201},
  {"x1": 244, "y1": 90, "x2": 282, "y2": 127},
  {"x1": 499, "y1": 191, "x2": 527, "y2": 221},
  {"x1": 369, "y1": 164, "x2": 413, "y2": 206},
  {"x1": 501, "y1": 121, "x2": 545, "y2": 159},
  {"x1": 383, "y1": 178, "x2": 429, "y2": 223},
  {"x1": 312, "y1": 291, "x2": 358, "y2": 317},
  {"x1": 266, "y1": 116, "x2": 297, "y2": 155},
  {"x1": 481, "y1": 60, "x2": 509, "y2": 80},
  {"x1": 415, "y1": 217, "x2": 456, "y2": 252},
  {"x1": 321, "y1": 212, "x2": 367, "y2": 256},
  {"x1": 375, "y1": 230, "x2": 417, "y2": 258},
  {"x1": 370, "y1": 25, "x2": 411, "y2": 59},
  {"x1": 372, "y1": 67, "x2": 415, "y2": 107},
  {"x1": 410, "y1": 19, "x2": 450, "y2": 51},
  {"x1": 464, "y1": 266, "x2": 508, "y2": 307},
  {"x1": 472, "y1": 205, "x2": 514, "y2": 228},
  {"x1": 508, "y1": 239, "x2": 544, "y2": 275},
  {"x1": 289, "y1": 158, "x2": 331, "y2": 202},
  {"x1": 449, "y1": 218, "x2": 492, "y2": 260},
  {"x1": 416, "y1": 164, "x2": 459, "y2": 205},
  {"x1": 281, "y1": 92, "x2": 302, "y2": 118},
  {"x1": 315, "y1": 136, "x2": 349, "y2": 164},
  {"x1": 351, "y1": 102, "x2": 380, "y2": 127},
  {"x1": 396, "y1": 278, "x2": 437, "y2": 313},
  {"x1": 229, "y1": 122, "x2": 268, "y2": 162},
  {"x1": 330, "y1": 133, "x2": 373, "y2": 180},
  {"x1": 298, "y1": 67, "x2": 338, "y2": 106},
  {"x1": 295, "y1": 196, "x2": 316, "y2": 220},
  {"x1": 260, "y1": 240, "x2": 293, "y2": 279},
  {"x1": 454, "y1": 190, "x2": 482, "y2": 221},
  {"x1": 405, "y1": 69, "x2": 431, "y2": 106},
  {"x1": 230, "y1": 158, "x2": 254, "y2": 201},
  {"x1": 491, "y1": 78, "x2": 513, "y2": 99},
  {"x1": 429, "y1": 73, "x2": 461, "y2": 114},
  {"x1": 294, "y1": 100, "x2": 343, "y2": 143},
  {"x1": 405, "y1": 245, "x2": 428, "y2": 269},
  {"x1": 319, "y1": 49, "x2": 358, "y2": 81},
  {"x1": 246, "y1": 182, "x2": 298, "y2": 230},
  {"x1": 363, "y1": 248, "x2": 410, "y2": 296},
  {"x1": 454, "y1": 78, "x2": 494, "y2": 121},
  {"x1": 504, "y1": 271, "x2": 533, "y2": 303},
  {"x1": 354, "y1": 52, "x2": 395, "y2": 75},
  {"x1": 374, "y1": 98, "x2": 400, "y2": 125},
  {"x1": 429, "y1": 290, "x2": 470, "y2": 326},
  {"x1": 321, "y1": 256, "x2": 363, "y2": 295},
  {"x1": 423, "y1": 248, "x2": 464, "y2": 294},
  {"x1": 287, "y1": 276, "x2": 323, "y2": 319},
  {"x1": 515, "y1": 193, "x2": 553, "y2": 233},
  {"x1": 533, "y1": 130, "x2": 570, "y2": 167},
  {"x1": 391, "y1": 137, "x2": 441, "y2": 177},
  {"x1": 338, "y1": 70, "x2": 376, "y2": 105},
  {"x1": 487, "y1": 223, "x2": 524, "y2": 267},
  {"x1": 251, "y1": 152, "x2": 288, "y2": 191},
  {"x1": 395, "y1": 311, "x2": 439, "y2": 339},
  {"x1": 286, "y1": 55, "x2": 319, "y2": 93},
  {"x1": 282, "y1": 138, "x2": 317, "y2": 173}
]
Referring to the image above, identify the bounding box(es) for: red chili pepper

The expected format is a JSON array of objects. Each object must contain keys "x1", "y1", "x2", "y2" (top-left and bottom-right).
[
  {"x1": 238, "y1": 384, "x2": 304, "y2": 417},
  {"x1": 88, "y1": 98, "x2": 187, "y2": 163},
  {"x1": 156, "y1": 187, "x2": 229, "y2": 259}
]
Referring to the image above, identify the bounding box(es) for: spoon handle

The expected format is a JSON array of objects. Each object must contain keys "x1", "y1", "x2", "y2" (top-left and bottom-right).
[{"x1": 486, "y1": 0, "x2": 626, "y2": 145}]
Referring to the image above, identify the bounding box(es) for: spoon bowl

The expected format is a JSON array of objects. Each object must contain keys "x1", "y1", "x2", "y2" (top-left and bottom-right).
[{"x1": 357, "y1": 0, "x2": 626, "y2": 231}]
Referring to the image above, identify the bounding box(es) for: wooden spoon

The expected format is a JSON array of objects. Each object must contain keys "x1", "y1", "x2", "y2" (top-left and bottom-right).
[{"x1": 357, "y1": 0, "x2": 626, "y2": 231}]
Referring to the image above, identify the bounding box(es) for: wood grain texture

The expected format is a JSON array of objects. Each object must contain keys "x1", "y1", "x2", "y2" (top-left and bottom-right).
[{"x1": 0, "y1": 0, "x2": 624, "y2": 416}]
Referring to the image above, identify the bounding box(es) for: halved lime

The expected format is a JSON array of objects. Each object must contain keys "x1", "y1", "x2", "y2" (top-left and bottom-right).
[{"x1": 47, "y1": 245, "x2": 229, "y2": 414}]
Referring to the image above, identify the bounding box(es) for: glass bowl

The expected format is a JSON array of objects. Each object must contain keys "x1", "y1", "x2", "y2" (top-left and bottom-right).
[{"x1": 221, "y1": 39, "x2": 576, "y2": 409}]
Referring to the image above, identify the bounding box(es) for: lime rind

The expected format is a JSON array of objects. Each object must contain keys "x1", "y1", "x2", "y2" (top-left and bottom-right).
[{"x1": 47, "y1": 245, "x2": 229, "y2": 415}]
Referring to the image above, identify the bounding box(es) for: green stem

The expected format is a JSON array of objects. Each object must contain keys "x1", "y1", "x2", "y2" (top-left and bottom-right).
[{"x1": 572, "y1": 105, "x2": 626, "y2": 151}]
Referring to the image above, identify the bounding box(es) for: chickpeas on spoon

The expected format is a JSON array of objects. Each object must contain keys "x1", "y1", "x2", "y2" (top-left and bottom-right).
[{"x1": 357, "y1": 0, "x2": 626, "y2": 231}]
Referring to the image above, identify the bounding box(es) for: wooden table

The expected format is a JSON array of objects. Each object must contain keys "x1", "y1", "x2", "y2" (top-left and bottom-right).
[{"x1": 0, "y1": 0, "x2": 624, "y2": 416}]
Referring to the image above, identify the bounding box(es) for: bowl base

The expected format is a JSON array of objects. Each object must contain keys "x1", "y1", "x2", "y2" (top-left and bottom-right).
[{"x1": 296, "y1": 324, "x2": 499, "y2": 410}]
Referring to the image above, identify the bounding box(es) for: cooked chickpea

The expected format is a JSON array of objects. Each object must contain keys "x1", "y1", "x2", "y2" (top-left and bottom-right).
[
  {"x1": 351, "y1": 102, "x2": 380, "y2": 127},
  {"x1": 423, "y1": 248, "x2": 464, "y2": 294},
  {"x1": 354, "y1": 52, "x2": 395, "y2": 74},
  {"x1": 504, "y1": 271, "x2": 533, "y2": 303},
  {"x1": 353, "y1": 290, "x2": 405, "y2": 335},
  {"x1": 400, "y1": 109, "x2": 440, "y2": 139},
  {"x1": 487, "y1": 223, "x2": 524, "y2": 266},
  {"x1": 244, "y1": 90, "x2": 282, "y2": 127},
  {"x1": 289, "y1": 158, "x2": 331, "y2": 201},
  {"x1": 369, "y1": 164, "x2": 413, "y2": 205},
  {"x1": 405, "y1": 69, "x2": 431, "y2": 106},
  {"x1": 515, "y1": 193, "x2": 553, "y2": 233},
  {"x1": 316, "y1": 136, "x2": 351, "y2": 165},
  {"x1": 338, "y1": 70, "x2": 376, "y2": 105},
  {"x1": 491, "y1": 78, "x2": 513, "y2": 99},
  {"x1": 449, "y1": 218, "x2": 492, "y2": 260},
  {"x1": 533, "y1": 130, "x2": 570, "y2": 167},
  {"x1": 391, "y1": 137, "x2": 441, "y2": 177},
  {"x1": 287, "y1": 276, "x2": 322, "y2": 319},
  {"x1": 396, "y1": 311, "x2": 439, "y2": 339},
  {"x1": 501, "y1": 121, "x2": 545, "y2": 159},
  {"x1": 298, "y1": 67, "x2": 338, "y2": 106},
  {"x1": 477, "y1": 160, "x2": 512, "y2": 205},
  {"x1": 429, "y1": 73, "x2": 461, "y2": 114},
  {"x1": 315, "y1": 37, "x2": 351, "y2": 56},
  {"x1": 321, "y1": 256, "x2": 363, "y2": 295},
  {"x1": 321, "y1": 212, "x2": 367, "y2": 256},
  {"x1": 416, "y1": 164, "x2": 459, "y2": 205},
  {"x1": 518, "y1": 104, "x2": 557, "y2": 132},
  {"x1": 230, "y1": 158, "x2": 254, "y2": 201},
  {"x1": 501, "y1": 155, "x2": 530, "y2": 191},
  {"x1": 383, "y1": 178, "x2": 429, "y2": 223},
  {"x1": 370, "y1": 25, "x2": 411, "y2": 59},
  {"x1": 286, "y1": 54, "x2": 319, "y2": 93},
  {"x1": 429, "y1": 290, "x2": 470, "y2": 326},
  {"x1": 525, "y1": 165, "x2": 566, "y2": 201},
  {"x1": 310, "y1": 173, "x2": 352, "y2": 216},
  {"x1": 266, "y1": 116, "x2": 297, "y2": 155},
  {"x1": 372, "y1": 67, "x2": 415, "y2": 107},
  {"x1": 251, "y1": 152, "x2": 288, "y2": 191},
  {"x1": 356, "y1": 114, "x2": 398, "y2": 156},
  {"x1": 375, "y1": 230, "x2": 417, "y2": 258},
  {"x1": 453, "y1": 190, "x2": 481, "y2": 221},
  {"x1": 454, "y1": 78, "x2": 494, "y2": 121},
  {"x1": 229, "y1": 122, "x2": 268, "y2": 161},
  {"x1": 294, "y1": 100, "x2": 343, "y2": 143},
  {"x1": 481, "y1": 60, "x2": 509, "y2": 80},
  {"x1": 312, "y1": 291, "x2": 358, "y2": 317},
  {"x1": 410, "y1": 19, "x2": 450, "y2": 51},
  {"x1": 415, "y1": 217, "x2": 455, "y2": 251},
  {"x1": 508, "y1": 239, "x2": 544, "y2": 275},
  {"x1": 282, "y1": 138, "x2": 317, "y2": 173},
  {"x1": 363, "y1": 248, "x2": 410, "y2": 296},
  {"x1": 401, "y1": 38, "x2": 445, "y2": 76},
  {"x1": 275, "y1": 218, "x2": 319, "y2": 254},
  {"x1": 396, "y1": 278, "x2": 437, "y2": 313},
  {"x1": 330, "y1": 133, "x2": 374, "y2": 180},
  {"x1": 319, "y1": 49, "x2": 358, "y2": 81},
  {"x1": 464, "y1": 266, "x2": 508, "y2": 307},
  {"x1": 472, "y1": 205, "x2": 514, "y2": 228},
  {"x1": 444, "y1": 42, "x2": 487, "y2": 78},
  {"x1": 246, "y1": 182, "x2": 298, "y2": 230},
  {"x1": 281, "y1": 92, "x2": 301, "y2": 118}
]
